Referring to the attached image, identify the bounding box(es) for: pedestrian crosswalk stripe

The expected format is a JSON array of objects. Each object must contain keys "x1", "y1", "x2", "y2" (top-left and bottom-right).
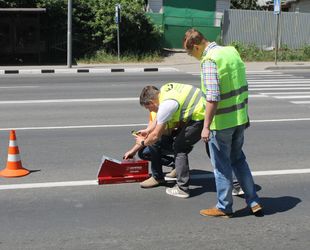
[
  {"x1": 249, "y1": 87, "x2": 310, "y2": 91},
  {"x1": 291, "y1": 101, "x2": 310, "y2": 104},
  {"x1": 274, "y1": 95, "x2": 310, "y2": 99},
  {"x1": 249, "y1": 84, "x2": 310, "y2": 87},
  {"x1": 262, "y1": 92, "x2": 310, "y2": 95}
]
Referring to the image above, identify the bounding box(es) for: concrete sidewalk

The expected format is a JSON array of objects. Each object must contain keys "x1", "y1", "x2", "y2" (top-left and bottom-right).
[{"x1": 0, "y1": 52, "x2": 309, "y2": 75}]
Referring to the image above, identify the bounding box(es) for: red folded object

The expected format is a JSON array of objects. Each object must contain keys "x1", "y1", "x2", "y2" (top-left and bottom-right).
[{"x1": 97, "y1": 155, "x2": 149, "y2": 185}]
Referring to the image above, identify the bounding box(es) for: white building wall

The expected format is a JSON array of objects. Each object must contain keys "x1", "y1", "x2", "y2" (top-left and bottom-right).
[
  {"x1": 289, "y1": 0, "x2": 310, "y2": 13},
  {"x1": 215, "y1": 0, "x2": 230, "y2": 27},
  {"x1": 147, "y1": 0, "x2": 163, "y2": 13}
]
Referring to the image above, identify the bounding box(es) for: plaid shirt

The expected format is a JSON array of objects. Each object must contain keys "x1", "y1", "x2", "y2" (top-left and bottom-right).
[{"x1": 201, "y1": 42, "x2": 221, "y2": 102}]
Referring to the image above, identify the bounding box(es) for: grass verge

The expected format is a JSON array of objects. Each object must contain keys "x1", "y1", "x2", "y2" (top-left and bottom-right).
[
  {"x1": 77, "y1": 44, "x2": 310, "y2": 64},
  {"x1": 230, "y1": 42, "x2": 310, "y2": 62},
  {"x1": 77, "y1": 50, "x2": 164, "y2": 64}
]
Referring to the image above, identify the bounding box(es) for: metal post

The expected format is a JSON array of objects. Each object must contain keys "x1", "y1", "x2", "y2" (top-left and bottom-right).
[
  {"x1": 67, "y1": 0, "x2": 72, "y2": 68},
  {"x1": 115, "y1": 4, "x2": 121, "y2": 61},
  {"x1": 275, "y1": 13, "x2": 280, "y2": 65},
  {"x1": 117, "y1": 22, "x2": 120, "y2": 61}
]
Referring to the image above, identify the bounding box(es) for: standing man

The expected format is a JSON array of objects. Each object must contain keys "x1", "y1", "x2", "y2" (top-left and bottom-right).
[
  {"x1": 183, "y1": 29, "x2": 262, "y2": 216},
  {"x1": 135, "y1": 83, "x2": 205, "y2": 198}
]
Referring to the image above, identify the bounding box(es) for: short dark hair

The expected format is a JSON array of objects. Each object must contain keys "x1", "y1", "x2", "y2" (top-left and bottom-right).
[{"x1": 139, "y1": 86, "x2": 159, "y2": 106}]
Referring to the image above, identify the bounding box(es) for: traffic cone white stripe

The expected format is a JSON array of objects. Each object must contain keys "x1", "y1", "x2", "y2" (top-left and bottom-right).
[
  {"x1": 8, "y1": 154, "x2": 21, "y2": 162},
  {"x1": 9, "y1": 140, "x2": 18, "y2": 147},
  {"x1": 0, "y1": 130, "x2": 30, "y2": 178}
]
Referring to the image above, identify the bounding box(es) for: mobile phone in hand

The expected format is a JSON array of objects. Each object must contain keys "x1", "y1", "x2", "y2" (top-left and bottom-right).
[{"x1": 131, "y1": 130, "x2": 140, "y2": 136}]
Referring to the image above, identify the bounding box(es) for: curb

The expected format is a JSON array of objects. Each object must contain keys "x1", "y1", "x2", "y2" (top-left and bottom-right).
[{"x1": 0, "y1": 67, "x2": 179, "y2": 75}]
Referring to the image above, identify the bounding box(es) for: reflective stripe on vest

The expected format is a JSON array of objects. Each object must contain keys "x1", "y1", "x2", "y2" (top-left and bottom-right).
[
  {"x1": 159, "y1": 83, "x2": 205, "y2": 129},
  {"x1": 216, "y1": 98, "x2": 248, "y2": 115}
]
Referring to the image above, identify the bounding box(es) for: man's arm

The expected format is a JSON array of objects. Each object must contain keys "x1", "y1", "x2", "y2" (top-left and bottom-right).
[
  {"x1": 123, "y1": 143, "x2": 143, "y2": 159},
  {"x1": 201, "y1": 101, "x2": 218, "y2": 141},
  {"x1": 135, "y1": 123, "x2": 166, "y2": 147},
  {"x1": 201, "y1": 56, "x2": 220, "y2": 141}
]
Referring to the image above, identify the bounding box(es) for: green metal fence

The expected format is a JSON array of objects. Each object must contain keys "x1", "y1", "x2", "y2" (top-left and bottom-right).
[{"x1": 147, "y1": 13, "x2": 221, "y2": 49}]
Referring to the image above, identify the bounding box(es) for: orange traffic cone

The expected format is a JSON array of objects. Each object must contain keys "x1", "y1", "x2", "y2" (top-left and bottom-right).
[{"x1": 0, "y1": 130, "x2": 30, "y2": 178}]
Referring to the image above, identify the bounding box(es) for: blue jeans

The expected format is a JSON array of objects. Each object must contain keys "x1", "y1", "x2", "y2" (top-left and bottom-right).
[
  {"x1": 145, "y1": 135, "x2": 174, "y2": 180},
  {"x1": 208, "y1": 124, "x2": 260, "y2": 213},
  {"x1": 138, "y1": 142, "x2": 174, "y2": 167}
]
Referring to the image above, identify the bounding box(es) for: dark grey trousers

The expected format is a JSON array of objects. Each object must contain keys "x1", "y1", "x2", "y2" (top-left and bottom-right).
[{"x1": 174, "y1": 120, "x2": 204, "y2": 191}]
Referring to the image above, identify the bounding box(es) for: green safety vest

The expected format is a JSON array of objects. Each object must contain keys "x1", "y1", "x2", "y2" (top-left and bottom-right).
[
  {"x1": 200, "y1": 46, "x2": 249, "y2": 130},
  {"x1": 159, "y1": 83, "x2": 205, "y2": 131}
]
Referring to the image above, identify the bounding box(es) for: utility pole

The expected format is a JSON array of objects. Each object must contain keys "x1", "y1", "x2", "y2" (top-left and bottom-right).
[{"x1": 67, "y1": 0, "x2": 72, "y2": 68}]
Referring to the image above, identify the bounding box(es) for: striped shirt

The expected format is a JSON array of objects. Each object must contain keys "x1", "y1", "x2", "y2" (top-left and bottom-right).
[{"x1": 201, "y1": 42, "x2": 221, "y2": 102}]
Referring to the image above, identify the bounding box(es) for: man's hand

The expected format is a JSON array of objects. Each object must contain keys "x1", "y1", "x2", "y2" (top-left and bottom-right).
[
  {"x1": 201, "y1": 126, "x2": 210, "y2": 142},
  {"x1": 123, "y1": 150, "x2": 136, "y2": 160},
  {"x1": 137, "y1": 129, "x2": 149, "y2": 137},
  {"x1": 135, "y1": 135, "x2": 145, "y2": 146}
]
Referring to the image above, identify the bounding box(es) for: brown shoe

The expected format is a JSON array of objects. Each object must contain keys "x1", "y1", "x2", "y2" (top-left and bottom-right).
[
  {"x1": 251, "y1": 204, "x2": 263, "y2": 214},
  {"x1": 200, "y1": 207, "x2": 233, "y2": 218},
  {"x1": 140, "y1": 176, "x2": 165, "y2": 188}
]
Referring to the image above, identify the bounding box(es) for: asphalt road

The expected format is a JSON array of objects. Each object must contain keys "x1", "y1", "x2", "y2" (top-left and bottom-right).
[{"x1": 0, "y1": 70, "x2": 309, "y2": 250}]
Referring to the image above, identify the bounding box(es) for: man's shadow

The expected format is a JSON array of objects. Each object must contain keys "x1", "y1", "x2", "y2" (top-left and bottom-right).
[
  {"x1": 186, "y1": 169, "x2": 263, "y2": 198},
  {"x1": 233, "y1": 196, "x2": 301, "y2": 217},
  {"x1": 188, "y1": 169, "x2": 217, "y2": 196},
  {"x1": 184, "y1": 169, "x2": 302, "y2": 217}
]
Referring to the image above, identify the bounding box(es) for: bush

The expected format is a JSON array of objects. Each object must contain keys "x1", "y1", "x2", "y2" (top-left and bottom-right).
[
  {"x1": 229, "y1": 42, "x2": 310, "y2": 62},
  {"x1": 1, "y1": 0, "x2": 162, "y2": 61},
  {"x1": 87, "y1": 0, "x2": 162, "y2": 54},
  {"x1": 303, "y1": 45, "x2": 310, "y2": 57}
]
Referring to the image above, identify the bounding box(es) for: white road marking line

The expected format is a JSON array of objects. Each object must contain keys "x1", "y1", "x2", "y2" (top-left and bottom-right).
[
  {"x1": 253, "y1": 169, "x2": 310, "y2": 176},
  {"x1": 274, "y1": 95, "x2": 310, "y2": 99},
  {"x1": 1, "y1": 168, "x2": 310, "y2": 190},
  {"x1": 291, "y1": 101, "x2": 310, "y2": 104},
  {"x1": 0, "y1": 97, "x2": 139, "y2": 105},
  {"x1": 0, "y1": 86, "x2": 39, "y2": 89},
  {"x1": 0, "y1": 95, "x2": 266, "y2": 105},
  {"x1": 1, "y1": 118, "x2": 310, "y2": 131},
  {"x1": 246, "y1": 71, "x2": 282, "y2": 74},
  {"x1": 0, "y1": 123, "x2": 148, "y2": 131},
  {"x1": 249, "y1": 87, "x2": 310, "y2": 91},
  {"x1": 249, "y1": 84, "x2": 310, "y2": 87},
  {"x1": 248, "y1": 80, "x2": 308, "y2": 83},
  {"x1": 0, "y1": 180, "x2": 98, "y2": 190},
  {"x1": 251, "y1": 118, "x2": 310, "y2": 122},
  {"x1": 261, "y1": 92, "x2": 310, "y2": 95},
  {"x1": 249, "y1": 94, "x2": 268, "y2": 98}
]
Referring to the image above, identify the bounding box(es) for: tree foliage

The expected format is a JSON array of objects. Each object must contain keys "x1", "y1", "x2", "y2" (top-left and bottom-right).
[
  {"x1": 231, "y1": 0, "x2": 263, "y2": 10},
  {"x1": 0, "y1": 0, "x2": 162, "y2": 59}
]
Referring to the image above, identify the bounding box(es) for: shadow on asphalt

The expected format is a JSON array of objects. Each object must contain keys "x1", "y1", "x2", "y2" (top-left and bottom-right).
[
  {"x1": 166, "y1": 170, "x2": 301, "y2": 218},
  {"x1": 189, "y1": 169, "x2": 216, "y2": 198},
  {"x1": 187, "y1": 169, "x2": 263, "y2": 199},
  {"x1": 233, "y1": 196, "x2": 301, "y2": 218},
  {"x1": 29, "y1": 169, "x2": 41, "y2": 174}
]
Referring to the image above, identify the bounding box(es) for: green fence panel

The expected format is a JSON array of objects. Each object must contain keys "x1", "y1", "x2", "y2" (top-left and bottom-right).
[
  {"x1": 163, "y1": 25, "x2": 221, "y2": 49},
  {"x1": 163, "y1": 0, "x2": 216, "y2": 15},
  {"x1": 164, "y1": 16, "x2": 192, "y2": 26},
  {"x1": 146, "y1": 0, "x2": 219, "y2": 49}
]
